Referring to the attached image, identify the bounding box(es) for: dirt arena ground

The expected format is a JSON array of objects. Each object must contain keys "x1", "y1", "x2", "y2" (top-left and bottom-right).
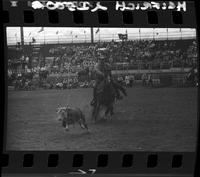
[{"x1": 6, "y1": 87, "x2": 197, "y2": 151}]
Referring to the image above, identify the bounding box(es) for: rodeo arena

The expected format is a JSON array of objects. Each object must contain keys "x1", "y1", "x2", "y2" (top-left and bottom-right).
[{"x1": 6, "y1": 27, "x2": 198, "y2": 151}]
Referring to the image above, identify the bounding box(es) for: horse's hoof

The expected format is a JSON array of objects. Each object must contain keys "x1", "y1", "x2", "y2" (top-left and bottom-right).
[{"x1": 65, "y1": 129, "x2": 69, "y2": 131}]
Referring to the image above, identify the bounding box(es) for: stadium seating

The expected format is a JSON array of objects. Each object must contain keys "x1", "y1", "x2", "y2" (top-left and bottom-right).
[{"x1": 7, "y1": 39, "x2": 197, "y2": 89}]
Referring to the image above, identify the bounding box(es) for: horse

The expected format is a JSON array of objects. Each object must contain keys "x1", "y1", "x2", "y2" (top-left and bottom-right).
[
  {"x1": 92, "y1": 78, "x2": 124, "y2": 122},
  {"x1": 78, "y1": 67, "x2": 127, "y2": 122}
]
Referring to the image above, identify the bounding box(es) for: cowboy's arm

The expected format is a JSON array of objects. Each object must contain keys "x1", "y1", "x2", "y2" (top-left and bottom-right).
[{"x1": 93, "y1": 64, "x2": 104, "y2": 76}]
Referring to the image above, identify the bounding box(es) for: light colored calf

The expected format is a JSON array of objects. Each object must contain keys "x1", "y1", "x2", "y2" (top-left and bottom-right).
[{"x1": 56, "y1": 106, "x2": 89, "y2": 132}]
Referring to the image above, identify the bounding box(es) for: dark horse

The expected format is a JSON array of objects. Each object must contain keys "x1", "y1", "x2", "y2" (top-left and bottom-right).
[
  {"x1": 77, "y1": 68, "x2": 127, "y2": 122},
  {"x1": 92, "y1": 77, "x2": 127, "y2": 122},
  {"x1": 92, "y1": 79, "x2": 116, "y2": 122}
]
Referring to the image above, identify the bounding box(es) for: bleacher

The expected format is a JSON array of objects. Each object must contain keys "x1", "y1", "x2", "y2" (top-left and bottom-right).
[{"x1": 7, "y1": 38, "x2": 197, "y2": 89}]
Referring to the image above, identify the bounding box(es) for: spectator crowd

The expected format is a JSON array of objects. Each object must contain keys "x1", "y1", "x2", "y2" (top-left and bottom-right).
[
  {"x1": 44, "y1": 39, "x2": 197, "y2": 72},
  {"x1": 7, "y1": 39, "x2": 198, "y2": 90}
]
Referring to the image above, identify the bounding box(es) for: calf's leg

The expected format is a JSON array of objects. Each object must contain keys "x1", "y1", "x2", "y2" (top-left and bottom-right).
[
  {"x1": 79, "y1": 121, "x2": 85, "y2": 129},
  {"x1": 65, "y1": 123, "x2": 69, "y2": 131}
]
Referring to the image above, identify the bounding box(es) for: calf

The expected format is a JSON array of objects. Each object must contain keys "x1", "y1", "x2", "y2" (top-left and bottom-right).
[{"x1": 57, "y1": 106, "x2": 89, "y2": 132}]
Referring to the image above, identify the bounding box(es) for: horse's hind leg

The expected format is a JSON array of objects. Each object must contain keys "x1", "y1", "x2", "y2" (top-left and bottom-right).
[
  {"x1": 105, "y1": 107, "x2": 110, "y2": 116},
  {"x1": 105, "y1": 104, "x2": 114, "y2": 120},
  {"x1": 84, "y1": 123, "x2": 89, "y2": 131},
  {"x1": 91, "y1": 107, "x2": 96, "y2": 121},
  {"x1": 110, "y1": 105, "x2": 114, "y2": 116},
  {"x1": 94, "y1": 104, "x2": 100, "y2": 122},
  {"x1": 92, "y1": 104, "x2": 98, "y2": 122},
  {"x1": 105, "y1": 100, "x2": 113, "y2": 114}
]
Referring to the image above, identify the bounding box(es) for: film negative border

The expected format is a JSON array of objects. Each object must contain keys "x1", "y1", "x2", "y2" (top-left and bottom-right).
[
  {"x1": 1, "y1": 152, "x2": 196, "y2": 174},
  {"x1": 2, "y1": 0, "x2": 199, "y2": 176},
  {"x1": 2, "y1": 1, "x2": 197, "y2": 27}
]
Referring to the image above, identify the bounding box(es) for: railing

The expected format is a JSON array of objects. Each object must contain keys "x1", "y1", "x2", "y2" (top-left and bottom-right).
[{"x1": 8, "y1": 62, "x2": 195, "y2": 75}]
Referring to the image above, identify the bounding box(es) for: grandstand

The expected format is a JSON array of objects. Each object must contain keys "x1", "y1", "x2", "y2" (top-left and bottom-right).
[{"x1": 7, "y1": 27, "x2": 198, "y2": 89}]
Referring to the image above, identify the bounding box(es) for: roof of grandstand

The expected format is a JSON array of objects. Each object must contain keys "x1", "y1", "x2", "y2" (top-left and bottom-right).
[{"x1": 7, "y1": 27, "x2": 196, "y2": 46}]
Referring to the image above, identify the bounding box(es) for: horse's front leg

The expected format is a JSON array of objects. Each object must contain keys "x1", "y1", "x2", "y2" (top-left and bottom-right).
[
  {"x1": 110, "y1": 104, "x2": 114, "y2": 116},
  {"x1": 106, "y1": 103, "x2": 114, "y2": 120},
  {"x1": 91, "y1": 106, "x2": 96, "y2": 121},
  {"x1": 94, "y1": 103, "x2": 100, "y2": 123}
]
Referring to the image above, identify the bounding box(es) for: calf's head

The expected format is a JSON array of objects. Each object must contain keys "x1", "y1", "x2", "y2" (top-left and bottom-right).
[{"x1": 56, "y1": 107, "x2": 68, "y2": 121}]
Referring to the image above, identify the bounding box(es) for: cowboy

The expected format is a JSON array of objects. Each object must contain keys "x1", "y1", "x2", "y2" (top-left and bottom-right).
[
  {"x1": 90, "y1": 56, "x2": 111, "y2": 105},
  {"x1": 90, "y1": 56, "x2": 126, "y2": 106},
  {"x1": 94, "y1": 56, "x2": 111, "y2": 79}
]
